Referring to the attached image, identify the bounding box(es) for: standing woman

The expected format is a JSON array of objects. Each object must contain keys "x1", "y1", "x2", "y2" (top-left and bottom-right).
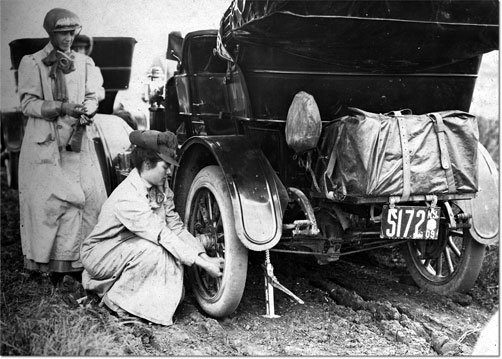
[{"x1": 17, "y1": 8, "x2": 106, "y2": 282}]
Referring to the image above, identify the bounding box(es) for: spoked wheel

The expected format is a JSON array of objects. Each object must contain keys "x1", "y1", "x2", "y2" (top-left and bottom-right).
[
  {"x1": 401, "y1": 201, "x2": 485, "y2": 294},
  {"x1": 185, "y1": 165, "x2": 248, "y2": 317}
]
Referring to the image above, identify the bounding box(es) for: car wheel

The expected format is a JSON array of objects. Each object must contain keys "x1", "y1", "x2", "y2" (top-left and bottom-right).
[
  {"x1": 401, "y1": 201, "x2": 485, "y2": 294},
  {"x1": 185, "y1": 165, "x2": 248, "y2": 317},
  {"x1": 5, "y1": 151, "x2": 19, "y2": 190}
]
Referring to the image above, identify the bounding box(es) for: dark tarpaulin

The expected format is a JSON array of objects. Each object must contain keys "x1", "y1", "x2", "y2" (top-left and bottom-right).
[
  {"x1": 320, "y1": 109, "x2": 479, "y2": 198},
  {"x1": 218, "y1": 0, "x2": 499, "y2": 72}
]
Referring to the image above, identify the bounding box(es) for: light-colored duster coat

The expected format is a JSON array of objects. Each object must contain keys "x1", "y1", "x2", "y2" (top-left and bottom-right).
[
  {"x1": 18, "y1": 42, "x2": 106, "y2": 272},
  {"x1": 81, "y1": 168, "x2": 205, "y2": 326}
]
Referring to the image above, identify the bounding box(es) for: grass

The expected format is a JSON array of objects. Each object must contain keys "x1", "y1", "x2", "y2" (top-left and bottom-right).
[
  {"x1": 0, "y1": 269, "x2": 154, "y2": 356},
  {"x1": 2, "y1": 297, "x2": 120, "y2": 355},
  {"x1": 473, "y1": 244, "x2": 500, "y2": 310},
  {"x1": 0, "y1": 253, "x2": 138, "y2": 355},
  {"x1": 0, "y1": 173, "x2": 151, "y2": 356}
]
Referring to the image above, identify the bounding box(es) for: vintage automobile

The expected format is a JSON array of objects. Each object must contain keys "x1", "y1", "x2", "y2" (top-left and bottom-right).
[
  {"x1": 3, "y1": 1, "x2": 498, "y2": 321},
  {"x1": 130, "y1": 0, "x2": 499, "y2": 318},
  {"x1": 1, "y1": 36, "x2": 137, "y2": 192}
]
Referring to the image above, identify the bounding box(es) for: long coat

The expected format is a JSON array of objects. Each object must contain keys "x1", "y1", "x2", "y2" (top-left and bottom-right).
[{"x1": 18, "y1": 42, "x2": 106, "y2": 272}]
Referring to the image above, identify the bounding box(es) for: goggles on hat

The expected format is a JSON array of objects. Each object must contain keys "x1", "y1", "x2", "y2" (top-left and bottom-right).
[
  {"x1": 44, "y1": 8, "x2": 82, "y2": 34},
  {"x1": 53, "y1": 17, "x2": 81, "y2": 32},
  {"x1": 53, "y1": 25, "x2": 82, "y2": 32}
]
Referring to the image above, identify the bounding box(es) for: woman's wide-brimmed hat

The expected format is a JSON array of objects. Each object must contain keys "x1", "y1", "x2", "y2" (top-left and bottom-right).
[{"x1": 129, "y1": 130, "x2": 179, "y2": 166}]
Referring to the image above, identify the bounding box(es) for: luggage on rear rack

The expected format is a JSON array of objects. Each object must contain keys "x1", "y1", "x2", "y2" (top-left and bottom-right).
[{"x1": 320, "y1": 108, "x2": 479, "y2": 201}]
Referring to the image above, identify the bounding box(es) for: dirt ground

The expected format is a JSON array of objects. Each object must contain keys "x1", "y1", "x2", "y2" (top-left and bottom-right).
[{"x1": 1, "y1": 168, "x2": 499, "y2": 356}]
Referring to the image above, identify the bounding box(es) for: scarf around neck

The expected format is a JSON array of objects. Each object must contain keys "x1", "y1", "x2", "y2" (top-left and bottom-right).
[{"x1": 42, "y1": 49, "x2": 76, "y2": 102}]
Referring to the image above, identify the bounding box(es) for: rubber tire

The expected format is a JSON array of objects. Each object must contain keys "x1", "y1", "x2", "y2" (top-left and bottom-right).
[
  {"x1": 185, "y1": 165, "x2": 248, "y2": 317},
  {"x1": 401, "y1": 206, "x2": 485, "y2": 294},
  {"x1": 5, "y1": 151, "x2": 19, "y2": 190}
]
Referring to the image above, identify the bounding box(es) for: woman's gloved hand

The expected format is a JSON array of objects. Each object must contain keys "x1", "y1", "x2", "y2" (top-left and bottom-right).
[{"x1": 61, "y1": 102, "x2": 87, "y2": 118}]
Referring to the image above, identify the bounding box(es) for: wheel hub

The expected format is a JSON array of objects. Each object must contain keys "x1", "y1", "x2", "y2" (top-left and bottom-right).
[{"x1": 416, "y1": 222, "x2": 449, "y2": 259}]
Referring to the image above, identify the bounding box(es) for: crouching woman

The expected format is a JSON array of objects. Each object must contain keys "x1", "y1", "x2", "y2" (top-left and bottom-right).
[{"x1": 81, "y1": 130, "x2": 223, "y2": 325}]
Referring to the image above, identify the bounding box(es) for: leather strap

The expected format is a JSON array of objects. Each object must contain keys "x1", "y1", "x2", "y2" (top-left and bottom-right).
[
  {"x1": 322, "y1": 145, "x2": 337, "y2": 199},
  {"x1": 303, "y1": 152, "x2": 321, "y2": 193},
  {"x1": 325, "y1": 142, "x2": 337, "y2": 181},
  {"x1": 68, "y1": 125, "x2": 85, "y2": 152},
  {"x1": 396, "y1": 116, "x2": 411, "y2": 201},
  {"x1": 322, "y1": 126, "x2": 342, "y2": 200},
  {"x1": 429, "y1": 112, "x2": 456, "y2": 193}
]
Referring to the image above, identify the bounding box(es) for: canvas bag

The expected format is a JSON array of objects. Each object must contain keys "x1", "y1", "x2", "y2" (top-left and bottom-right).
[{"x1": 321, "y1": 108, "x2": 479, "y2": 199}]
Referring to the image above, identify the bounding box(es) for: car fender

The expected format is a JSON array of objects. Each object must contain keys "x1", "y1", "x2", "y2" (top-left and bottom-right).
[
  {"x1": 1, "y1": 110, "x2": 25, "y2": 153},
  {"x1": 90, "y1": 113, "x2": 133, "y2": 195},
  {"x1": 174, "y1": 135, "x2": 289, "y2": 251},
  {"x1": 455, "y1": 143, "x2": 499, "y2": 245}
]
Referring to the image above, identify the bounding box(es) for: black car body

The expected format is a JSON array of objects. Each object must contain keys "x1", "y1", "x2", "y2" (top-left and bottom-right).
[{"x1": 144, "y1": 0, "x2": 499, "y2": 318}]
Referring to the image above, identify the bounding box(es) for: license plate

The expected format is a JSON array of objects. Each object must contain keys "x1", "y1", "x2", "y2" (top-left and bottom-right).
[{"x1": 380, "y1": 205, "x2": 440, "y2": 240}]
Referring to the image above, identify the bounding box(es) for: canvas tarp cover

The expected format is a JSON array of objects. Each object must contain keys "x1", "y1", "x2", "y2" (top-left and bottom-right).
[
  {"x1": 218, "y1": 0, "x2": 499, "y2": 72},
  {"x1": 321, "y1": 109, "x2": 479, "y2": 198}
]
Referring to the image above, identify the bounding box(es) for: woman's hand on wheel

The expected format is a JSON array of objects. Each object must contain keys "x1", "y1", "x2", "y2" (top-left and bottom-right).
[{"x1": 195, "y1": 255, "x2": 224, "y2": 278}]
